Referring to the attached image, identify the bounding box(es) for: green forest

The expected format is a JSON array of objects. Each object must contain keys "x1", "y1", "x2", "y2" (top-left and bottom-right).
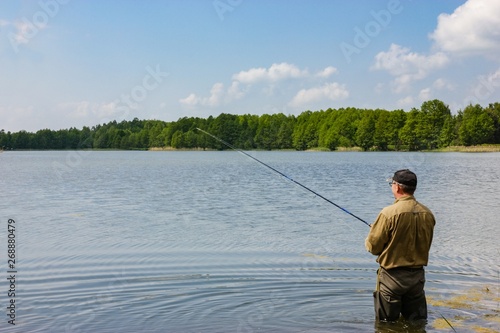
[{"x1": 1, "y1": 100, "x2": 499, "y2": 151}]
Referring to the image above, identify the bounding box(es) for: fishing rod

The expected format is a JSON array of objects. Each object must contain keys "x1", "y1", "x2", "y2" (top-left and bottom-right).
[{"x1": 196, "y1": 128, "x2": 370, "y2": 227}]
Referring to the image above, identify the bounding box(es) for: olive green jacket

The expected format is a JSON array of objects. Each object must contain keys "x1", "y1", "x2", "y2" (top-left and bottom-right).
[{"x1": 365, "y1": 195, "x2": 435, "y2": 270}]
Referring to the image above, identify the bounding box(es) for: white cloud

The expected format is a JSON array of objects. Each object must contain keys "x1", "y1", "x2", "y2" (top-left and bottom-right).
[
  {"x1": 432, "y1": 78, "x2": 454, "y2": 90},
  {"x1": 70, "y1": 101, "x2": 91, "y2": 118},
  {"x1": 178, "y1": 83, "x2": 223, "y2": 108},
  {"x1": 288, "y1": 82, "x2": 349, "y2": 108},
  {"x1": 227, "y1": 81, "x2": 245, "y2": 100},
  {"x1": 430, "y1": 0, "x2": 500, "y2": 57},
  {"x1": 180, "y1": 63, "x2": 339, "y2": 109},
  {"x1": 485, "y1": 67, "x2": 500, "y2": 86},
  {"x1": 315, "y1": 66, "x2": 338, "y2": 78},
  {"x1": 397, "y1": 95, "x2": 414, "y2": 107},
  {"x1": 418, "y1": 78, "x2": 455, "y2": 102},
  {"x1": 179, "y1": 81, "x2": 246, "y2": 108},
  {"x1": 232, "y1": 62, "x2": 309, "y2": 84},
  {"x1": 372, "y1": 44, "x2": 449, "y2": 92},
  {"x1": 431, "y1": 78, "x2": 455, "y2": 93},
  {"x1": 11, "y1": 19, "x2": 48, "y2": 45},
  {"x1": 419, "y1": 88, "x2": 431, "y2": 101},
  {"x1": 0, "y1": 18, "x2": 45, "y2": 53},
  {"x1": 58, "y1": 101, "x2": 121, "y2": 121},
  {"x1": 232, "y1": 67, "x2": 267, "y2": 84},
  {"x1": 178, "y1": 93, "x2": 200, "y2": 107},
  {"x1": 206, "y1": 82, "x2": 224, "y2": 106},
  {"x1": 13, "y1": 21, "x2": 32, "y2": 44},
  {"x1": 373, "y1": 44, "x2": 449, "y2": 76}
]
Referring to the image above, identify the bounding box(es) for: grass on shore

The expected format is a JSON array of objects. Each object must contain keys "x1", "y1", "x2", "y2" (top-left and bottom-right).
[
  {"x1": 430, "y1": 144, "x2": 500, "y2": 152},
  {"x1": 149, "y1": 145, "x2": 500, "y2": 152}
]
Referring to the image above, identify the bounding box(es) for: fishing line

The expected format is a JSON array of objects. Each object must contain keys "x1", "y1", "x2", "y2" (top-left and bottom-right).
[
  {"x1": 196, "y1": 128, "x2": 370, "y2": 227},
  {"x1": 439, "y1": 313, "x2": 457, "y2": 333}
]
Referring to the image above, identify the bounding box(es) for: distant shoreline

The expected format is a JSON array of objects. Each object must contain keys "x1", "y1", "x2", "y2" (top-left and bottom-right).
[
  {"x1": 149, "y1": 145, "x2": 500, "y2": 153},
  {"x1": 2, "y1": 145, "x2": 500, "y2": 153},
  {"x1": 149, "y1": 147, "x2": 214, "y2": 151}
]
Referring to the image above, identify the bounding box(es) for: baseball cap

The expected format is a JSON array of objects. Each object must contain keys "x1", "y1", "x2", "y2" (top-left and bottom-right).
[{"x1": 390, "y1": 169, "x2": 417, "y2": 187}]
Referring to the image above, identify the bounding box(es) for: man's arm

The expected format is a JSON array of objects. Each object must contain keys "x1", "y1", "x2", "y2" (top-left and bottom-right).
[{"x1": 365, "y1": 213, "x2": 389, "y2": 255}]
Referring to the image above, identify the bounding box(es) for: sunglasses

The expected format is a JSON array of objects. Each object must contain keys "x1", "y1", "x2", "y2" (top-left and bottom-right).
[{"x1": 386, "y1": 178, "x2": 402, "y2": 187}]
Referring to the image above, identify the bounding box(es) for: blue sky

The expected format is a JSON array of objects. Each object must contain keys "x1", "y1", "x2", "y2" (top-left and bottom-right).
[{"x1": 1, "y1": 0, "x2": 499, "y2": 132}]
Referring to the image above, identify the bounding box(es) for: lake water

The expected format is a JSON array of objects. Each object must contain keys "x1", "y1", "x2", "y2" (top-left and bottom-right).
[{"x1": 1, "y1": 150, "x2": 499, "y2": 332}]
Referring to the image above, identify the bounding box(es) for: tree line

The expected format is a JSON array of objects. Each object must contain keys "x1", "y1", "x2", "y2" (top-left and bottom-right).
[{"x1": 1, "y1": 100, "x2": 499, "y2": 151}]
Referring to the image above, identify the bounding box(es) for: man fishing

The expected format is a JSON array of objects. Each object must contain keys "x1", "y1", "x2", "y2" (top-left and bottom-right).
[{"x1": 365, "y1": 169, "x2": 435, "y2": 322}]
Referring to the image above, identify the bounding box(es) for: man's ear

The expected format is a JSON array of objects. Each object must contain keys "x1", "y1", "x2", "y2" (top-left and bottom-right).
[{"x1": 396, "y1": 184, "x2": 406, "y2": 195}]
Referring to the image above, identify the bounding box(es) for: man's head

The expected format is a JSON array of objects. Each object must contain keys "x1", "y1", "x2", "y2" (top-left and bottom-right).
[{"x1": 390, "y1": 169, "x2": 417, "y2": 196}]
